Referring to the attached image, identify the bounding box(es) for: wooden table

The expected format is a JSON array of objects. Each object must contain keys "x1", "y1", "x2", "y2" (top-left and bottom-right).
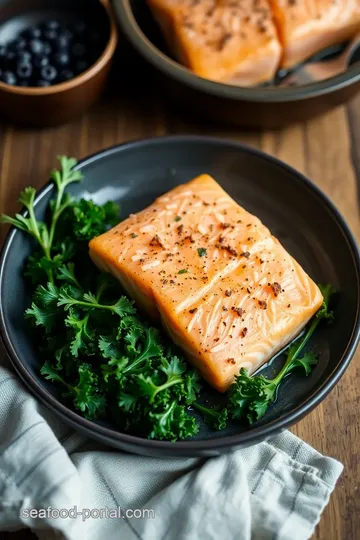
[{"x1": 1, "y1": 65, "x2": 359, "y2": 539}]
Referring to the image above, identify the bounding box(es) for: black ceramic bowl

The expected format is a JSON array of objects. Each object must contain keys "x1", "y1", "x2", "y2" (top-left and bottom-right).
[
  {"x1": 114, "y1": 0, "x2": 360, "y2": 128},
  {"x1": 1, "y1": 136, "x2": 360, "y2": 457}
]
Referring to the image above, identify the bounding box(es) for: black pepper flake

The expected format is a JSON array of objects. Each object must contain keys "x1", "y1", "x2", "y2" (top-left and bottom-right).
[
  {"x1": 150, "y1": 234, "x2": 164, "y2": 248},
  {"x1": 214, "y1": 338, "x2": 220, "y2": 342},
  {"x1": 258, "y1": 300, "x2": 267, "y2": 310},
  {"x1": 271, "y1": 282, "x2": 282, "y2": 297},
  {"x1": 241, "y1": 251, "x2": 250, "y2": 258},
  {"x1": 170, "y1": 279, "x2": 175, "y2": 284},
  {"x1": 215, "y1": 240, "x2": 238, "y2": 257},
  {"x1": 177, "y1": 224, "x2": 184, "y2": 234},
  {"x1": 139, "y1": 258, "x2": 145, "y2": 263},
  {"x1": 189, "y1": 307, "x2": 198, "y2": 314},
  {"x1": 246, "y1": 288, "x2": 251, "y2": 294},
  {"x1": 287, "y1": 303, "x2": 291, "y2": 308},
  {"x1": 232, "y1": 306, "x2": 244, "y2": 317},
  {"x1": 220, "y1": 222, "x2": 231, "y2": 229},
  {"x1": 240, "y1": 327, "x2": 248, "y2": 339},
  {"x1": 163, "y1": 279, "x2": 168, "y2": 285},
  {"x1": 223, "y1": 321, "x2": 227, "y2": 326},
  {"x1": 225, "y1": 289, "x2": 232, "y2": 297},
  {"x1": 222, "y1": 306, "x2": 228, "y2": 311},
  {"x1": 227, "y1": 358, "x2": 236, "y2": 365}
]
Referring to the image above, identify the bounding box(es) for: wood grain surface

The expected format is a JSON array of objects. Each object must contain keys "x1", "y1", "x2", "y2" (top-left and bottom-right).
[{"x1": 1, "y1": 64, "x2": 359, "y2": 540}]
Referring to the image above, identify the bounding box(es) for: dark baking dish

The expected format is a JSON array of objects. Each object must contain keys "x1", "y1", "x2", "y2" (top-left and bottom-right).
[
  {"x1": 114, "y1": 0, "x2": 360, "y2": 128},
  {"x1": 1, "y1": 136, "x2": 359, "y2": 457}
]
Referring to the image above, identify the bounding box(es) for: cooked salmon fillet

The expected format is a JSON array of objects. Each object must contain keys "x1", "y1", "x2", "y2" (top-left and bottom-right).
[
  {"x1": 89, "y1": 175, "x2": 323, "y2": 392},
  {"x1": 147, "y1": 0, "x2": 282, "y2": 85},
  {"x1": 269, "y1": 0, "x2": 360, "y2": 68}
]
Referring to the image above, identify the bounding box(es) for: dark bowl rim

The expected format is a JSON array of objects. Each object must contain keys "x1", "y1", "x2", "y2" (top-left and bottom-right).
[
  {"x1": 0, "y1": 0, "x2": 118, "y2": 96},
  {"x1": 115, "y1": 0, "x2": 360, "y2": 103},
  {"x1": 1, "y1": 135, "x2": 360, "y2": 453}
]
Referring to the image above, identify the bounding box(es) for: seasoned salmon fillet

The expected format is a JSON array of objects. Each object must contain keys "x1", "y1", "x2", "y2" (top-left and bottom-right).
[
  {"x1": 89, "y1": 175, "x2": 323, "y2": 392},
  {"x1": 147, "y1": 0, "x2": 282, "y2": 85},
  {"x1": 270, "y1": 0, "x2": 360, "y2": 68}
]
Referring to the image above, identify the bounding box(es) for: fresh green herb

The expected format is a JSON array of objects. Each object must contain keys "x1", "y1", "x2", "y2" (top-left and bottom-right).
[
  {"x1": 0, "y1": 157, "x2": 83, "y2": 284},
  {"x1": 178, "y1": 269, "x2": 188, "y2": 275},
  {"x1": 228, "y1": 284, "x2": 335, "y2": 424},
  {"x1": 1, "y1": 156, "x2": 201, "y2": 441},
  {"x1": 193, "y1": 403, "x2": 228, "y2": 430},
  {"x1": 131, "y1": 233, "x2": 138, "y2": 238},
  {"x1": 197, "y1": 247, "x2": 207, "y2": 257},
  {"x1": 174, "y1": 216, "x2": 182, "y2": 222}
]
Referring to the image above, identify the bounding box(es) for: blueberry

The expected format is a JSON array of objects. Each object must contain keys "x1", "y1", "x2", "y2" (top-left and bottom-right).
[
  {"x1": 72, "y1": 43, "x2": 85, "y2": 58},
  {"x1": 63, "y1": 29, "x2": 74, "y2": 41},
  {"x1": 29, "y1": 39, "x2": 44, "y2": 55},
  {"x1": 40, "y1": 64, "x2": 57, "y2": 82},
  {"x1": 0, "y1": 46, "x2": 7, "y2": 66},
  {"x1": 44, "y1": 30, "x2": 58, "y2": 43},
  {"x1": 17, "y1": 51, "x2": 32, "y2": 63},
  {"x1": 58, "y1": 68, "x2": 74, "y2": 82},
  {"x1": 4, "y1": 51, "x2": 16, "y2": 70},
  {"x1": 75, "y1": 60, "x2": 89, "y2": 74},
  {"x1": 42, "y1": 42, "x2": 52, "y2": 56},
  {"x1": 36, "y1": 80, "x2": 51, "y2": 87},
  {"x1": 21, "y1": 26, "x2": 42, "y2": 40},
  {"x1": 52, "y1": 52, "x2": 69, "y2": 67},
  {"x1": 14, "y1": 38, "x2": 27, "y2": 52},
  {"x1": 55, "y1": 34, "x2": 71, "y2": 51},
  {"x1": 43, "y1": 20, "x2": 60, "y2": 32},
  {"x1": 33, "y1": 55, "x2": 49, "y2": 69},
  {"x1": 1, "y1": 71, "x2": 17, "y2": 85},
  {"x1": 17, "y1": 62, "x2": 32, "y2": 79},
  {"x1": 7, "y1": 38, "x2": 26, "y2": 53}
]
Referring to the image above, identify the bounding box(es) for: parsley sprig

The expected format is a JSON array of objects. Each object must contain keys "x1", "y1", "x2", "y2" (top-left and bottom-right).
[{"x1": 1, "y1": 157, "x2": 83, "y2": 283}]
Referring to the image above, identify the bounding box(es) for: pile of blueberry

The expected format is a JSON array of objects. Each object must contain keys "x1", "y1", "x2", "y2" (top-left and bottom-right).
[{"x1": 0, "y1": 20, "x2": 105, "y2": 88}]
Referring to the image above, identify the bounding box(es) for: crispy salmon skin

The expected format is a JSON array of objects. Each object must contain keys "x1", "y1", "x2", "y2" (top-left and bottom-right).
[
  {"x1": 89, "y1": 175, "x2": 323, "y2": 392},
  {"x1": 147, "y1": 0, "x2": 282, "y2": 85}
]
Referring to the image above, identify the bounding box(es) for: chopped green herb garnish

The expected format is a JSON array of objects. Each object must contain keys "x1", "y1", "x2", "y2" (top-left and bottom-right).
[
  {"x1": 174, "y1": 216, "x2": 182, "y2": 222},
  {"x1": 131, "y1": 233, "x2": 138, "y2": 238},
  {"x1": 197, "y1": 247, "x2": 207, "y2": 257},
  {"x1": 178, "y1": 269, "x2": 188, "y2": 274}
]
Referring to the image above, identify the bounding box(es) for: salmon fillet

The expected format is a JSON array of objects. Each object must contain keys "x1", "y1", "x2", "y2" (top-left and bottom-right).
[
  {"x1": 89, "y1": 175, "x2": 323, "y2": 392},
  {"x1": 147, "y1": 0, "x2": 282, "y2": 85},
  {"x1": 270, "y1": 0, "x2": 360, "y2": 68}
]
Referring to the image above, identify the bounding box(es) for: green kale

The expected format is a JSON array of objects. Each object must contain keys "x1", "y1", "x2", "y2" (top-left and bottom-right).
[{"x1": 228, "y1": 284, "x2": 335, "y2": 424}]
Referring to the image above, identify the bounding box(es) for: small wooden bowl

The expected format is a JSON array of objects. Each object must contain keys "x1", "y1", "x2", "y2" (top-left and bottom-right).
[{"x1": 0, "y1": 0, "x2": 118, "y2": 127}]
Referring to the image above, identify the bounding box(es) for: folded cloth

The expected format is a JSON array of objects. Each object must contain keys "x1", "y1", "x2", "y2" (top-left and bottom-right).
[{"x1": 0, "y1": 359, "x2": 343, "y2": 540}]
